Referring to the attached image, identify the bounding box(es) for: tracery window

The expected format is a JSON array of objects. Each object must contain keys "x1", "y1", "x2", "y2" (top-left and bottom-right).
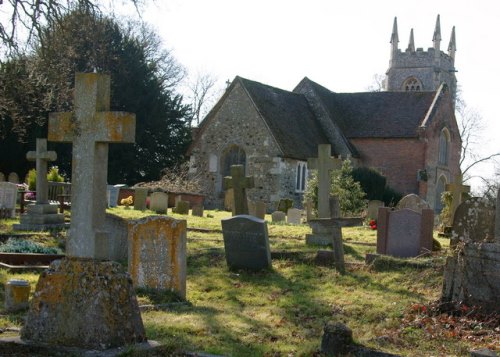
[{"x1": 402, "y1": 77, "x2": 422, "y2": 91}]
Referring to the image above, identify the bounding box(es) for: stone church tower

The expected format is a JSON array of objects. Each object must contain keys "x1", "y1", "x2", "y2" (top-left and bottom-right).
[{"x1": 385, "y1": 15, "x2": 457, "y2": 104}]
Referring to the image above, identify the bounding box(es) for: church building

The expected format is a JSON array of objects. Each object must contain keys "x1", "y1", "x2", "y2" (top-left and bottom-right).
[{"x1": 187, "y1": 16, "x2": 461, "y2": 212}]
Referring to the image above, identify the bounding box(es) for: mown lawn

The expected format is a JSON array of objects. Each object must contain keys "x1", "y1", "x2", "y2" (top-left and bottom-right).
[{"x1": 0, "y1": 208, "x2": 497, "y2": 356}]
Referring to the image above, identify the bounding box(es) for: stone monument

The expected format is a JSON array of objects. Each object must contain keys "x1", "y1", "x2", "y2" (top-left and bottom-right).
[
  {"x1": 223, "y1": 165, "x2": 254, "y2": 216},
  {"x1": 21, "y1": 73, "x2": 146, "y2": 349}
]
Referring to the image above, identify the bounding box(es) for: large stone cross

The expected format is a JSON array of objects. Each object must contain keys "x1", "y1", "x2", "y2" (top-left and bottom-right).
[
  {"x1": 26, "y1": 138, "x2": 57, "y2": 204},
  {"x1": 223, "y1": 165, "x2": 254, "y2": 215},
  {"x1": 308, "y1": 144, "x2": 342, "y2": 218},
  {"x1": 48, "y1": 73, "x2": 136, "y2": 259},
  {"x1": 445, "y1": 174, "x2": 470, "y2": 224}
]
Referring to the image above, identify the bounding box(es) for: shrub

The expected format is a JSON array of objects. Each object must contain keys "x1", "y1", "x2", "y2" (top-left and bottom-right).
[
  {"x1": 382, "y1": 186, "x2": 403, "y2": 207},
  {"x1": 352, "y1": 167, "x2": 386, "y2": 201},
  {"x1": 26, "y1": 166, "x2": 65, "y2": 191},
  {"x1": 27, "y1": 169, "x2": 37, "y2": 191},
  {"x1": 0, "y1": 238, "x2": 62, "y2": 254}
]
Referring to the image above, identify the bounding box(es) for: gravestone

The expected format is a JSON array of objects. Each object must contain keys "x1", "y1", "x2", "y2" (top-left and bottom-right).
[
  {"x1": 255, "y1": 201, "x2": 267, "y2": 219},
  {"x1": 224, "y1": 188, "x2": 234, "y2": 212},
  {"x1": 0, "y1": 182, "x2": 18, "y2": 218},
  {"x1": 221, "y1": 215, "x2": 271, "y2": 271},
  {"x1": 396, "y1": 194, "x2": 430, "y2": 213},
  {"x1": 445, "y1": 174, "x2": 470, "y2": 225},
  {"x1": 21, "y1": 73, "x2": 145, "y2": 349},
  {"x1": 7, "y1": 172, "x2": 19, "y2": 184},
  {"x1": 134, "y1": 187, "x2": 148, "y2": 211},
  {"x1": 277, "y1": 198, "x2": 293, "y2": 214},
  {"x1": 377, "y1": 207, "x2": 434, "y2": 258},
  {"x1": 173, "y1": 200, "x2": 190, "y2": 215},
  {"x1": 191, "y1": 204, "x2": 204, "y2": 217},
  {"x1": 103, "y1": 213, "x2": 129, "y2": 262},
  {"x1": 308, "y1": 144, "x2": 342, "y2": 218},
  {"x1": 450, "y1": 197, "x2": 495, "y2": 246},
  {"x1": 149, "y1": 191, "x2": 169, "y2": 214},
  {"x1": 223, "y1": 165, "x2": 254, "y2": 215},
  {"x1": 128, "y1": 216, "x2": 187, "y2": 299},
  {"x1": 0, "y1": 172, "x2": 5, "y2": 181},
  {"x1": 306, "y1": 196, "x2": 344, "y2": 246},
  {"x1": 14, "y1": 139, "x2": 66, "y2": 231},
  {"x1": 367, "y1": 200, "x2": 384, "y2": 220},
  {"x1": 305, "y1": 200, "x2": 314, "y2": 222},
  {"x1": 247, "y1": 200, "x2": 256, "y2": 216},
  {"x1": 107, "y1": 185, "x2": 120, "y2": 207},
  {"x1": 287, "y1": 208, "x2": 302, "y2": 225},
  {"x1": 271, "y1": 211, "x2": 286, "y2": 222}
]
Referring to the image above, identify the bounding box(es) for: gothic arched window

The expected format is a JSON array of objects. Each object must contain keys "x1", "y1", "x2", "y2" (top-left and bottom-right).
[
  {"x1": 438, "y1": 128, "x2": 450, "y2": 166},
  {"x1": 221, "y1": 145, "x2": 246, "y2": 178},
  {"x1": 402, "y1": 77, "x2": 423, "y2": 91}
]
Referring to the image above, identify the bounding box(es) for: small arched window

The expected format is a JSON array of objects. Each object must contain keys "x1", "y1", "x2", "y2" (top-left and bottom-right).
[
  {"x1": 221, "y1": 145, "x2": 246, "y2": 178},
  {"x1": 438, "y1": 128, "x2": 450, "y2": 165},
  {"x1": 402, "y1": 77, "x2": 423, "y2": 91}
]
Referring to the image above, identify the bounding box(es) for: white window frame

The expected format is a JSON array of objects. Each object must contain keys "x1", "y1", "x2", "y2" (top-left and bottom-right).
[{"x1": 295, "y1": 161, "x2": 308, "y2": 193}]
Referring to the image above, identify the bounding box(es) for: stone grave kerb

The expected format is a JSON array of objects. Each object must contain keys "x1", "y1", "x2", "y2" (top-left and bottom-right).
[
  {"x1": 308, "y1": 144, "x2": 342, "y2": 218},
  {"x1": 223, "y1": 164, "x2": 254, "y2": 215},
  {"x1": 48, "y1": 73, "x2": 136, "y2": 259},
  {"x1": 445, "y1": 174, "x2": 470, "y2": 224},
  {"x1": 26, "y1": 138, "x2": 57, "y2": 204}
]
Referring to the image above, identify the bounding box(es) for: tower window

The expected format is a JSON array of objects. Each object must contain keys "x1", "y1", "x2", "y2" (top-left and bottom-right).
[{"x1": 402, "y1": 77, "x2": 423, "y2": 91}]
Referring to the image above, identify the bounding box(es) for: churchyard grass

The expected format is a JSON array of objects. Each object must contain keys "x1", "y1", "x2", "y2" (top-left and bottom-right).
[{"x1": 0, "y1": 209, "x2": 496, "y2": 356}]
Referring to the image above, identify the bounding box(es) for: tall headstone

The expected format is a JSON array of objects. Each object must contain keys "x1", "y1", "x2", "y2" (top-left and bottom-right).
[
  {"x1": 445, "y1": 174, "x2": 470, "y2": 225},
  {"x1": 377, "y1": 207, "x2": 434, "y2": 258},
  {"x1": 7, "y1": 172, "x2": 19, "y2": 184},
  {"x1": 450, "y1": 197, "x2": 495, "y2": 246},
  {"x1": 14, "y1": 139, "x2": 66, "y2": 231},
  {"x1": 134, "y1": 188, "x2": 148, "y2": 211},
  {"x1": 21, "y1": 73, "x2": 145, "y2": 349},
  {"x1": 223, "y1": 165, "x2": 254, "y2": 216},
  {"x1": 128, "y1": 216, "x2": 187, "y2": 299},
  {"x1": 0, "y1": 182, "x2": 18, "y2": 218},
  {"x1": 221, "y1": 215, "x2": 271, "y2": 271},
  {"x1": 149, "y1": 191, "x2": 169, "y2": 214},
  {"x1": 308, "y1": 144, "x2": 342, "y2": 218}
]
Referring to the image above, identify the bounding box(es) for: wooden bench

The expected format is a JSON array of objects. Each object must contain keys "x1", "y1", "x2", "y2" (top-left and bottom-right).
[{"x1": 48, "y1": 182, "x2": 72, "y2": 213}]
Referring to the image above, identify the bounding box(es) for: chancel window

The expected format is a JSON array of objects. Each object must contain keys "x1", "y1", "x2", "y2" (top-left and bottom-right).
[
  {"x1": 296, "y1": 162, "x2": 308, "y2": 192},
  {"x1": 438, "y1": 128, "x2": 450, "y2": 165},
  {"x1": 402, "y1": 77, "x2": 422, "y2": 91}
]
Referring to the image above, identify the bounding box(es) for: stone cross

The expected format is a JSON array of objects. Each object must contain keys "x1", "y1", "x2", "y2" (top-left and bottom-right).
[
  {"x1": 445, "y1": 174, "x2": 470, "y2": 224},
  {"x1": 48, "y1": 73, "x2": 135, "y2": 259},
  {"x1": 223, "y1": 165, "x2": 254, "y2": 215},
  {"x1": 308, "y1": 144, "x2": 342, "y2": 218},
  {"x1": 26, "y1": 138, "x2": 57, "y2": 204}
]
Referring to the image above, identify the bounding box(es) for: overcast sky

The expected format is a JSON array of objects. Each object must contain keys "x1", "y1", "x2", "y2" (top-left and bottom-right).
[{"x1": 115, "y1": 0, "x2": 498, "y2": 191}]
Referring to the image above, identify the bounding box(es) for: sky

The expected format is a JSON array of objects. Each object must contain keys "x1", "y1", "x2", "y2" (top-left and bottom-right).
[{"x1": 113, "y1": 0, "x2": 499, "y2": 192}]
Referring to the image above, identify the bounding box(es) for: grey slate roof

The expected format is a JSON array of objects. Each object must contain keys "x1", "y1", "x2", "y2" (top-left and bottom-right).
[
  {"x1": 300, "y1": 78, "x2": 437, "y2": 138},
  {"x1": 238, "y1": 77, "x2": 331, "y2": 160}
]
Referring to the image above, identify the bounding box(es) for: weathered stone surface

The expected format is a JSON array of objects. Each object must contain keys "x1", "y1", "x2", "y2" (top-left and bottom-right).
[
  {"x1": 149, "y1": 192, "x2": 169, "y2": 214},
  {"x1": 223, "y1": 165, "x2": 254, "y2": 216},
  {"x1": 128, "y1": 216, "x2": 187, "y2": 299},
  {"x1": 306, "y1": 196, "x2": 344, "y2": 246},
  {"x1": 133, "y1": 188, "x2": 148, "y2": 211},
  {"x1": 103, "y1": 213, "x2": 129, "y2": 262},
  {"x1": 107, "y1": 185, "x2": 120, "y2": 208},
  {"x1": 4, "y1": 279, "x2": 30, "y2": 312},
  {"x1": 287, "y1": 208, "x2": 302, "y2": 225},
  {"x1": 0, "y1": 182, "x2": 18, "y2": 218},
  {"x1": 377, "y1": 207, "x2": 434, "y2": 258},
  {"x1": 396, "y1": 193, "x2": 430, "y2": 213},
  {"x1": 271, "y1": 211, "x2": 286, "y2": 222},
  {"x1": 451, "y1": 197, "x2": 495, "y2": 246},
  {"x1": 441, "y1": 243, "x2": 500, "y2": 313},
  {"x1": 21, "y1": 258, "x2": 146, "y2": 349},
  {"x1": 221, "y1": 215, "x2": 271, "y2": 271},
  {"x1": 191, "y1": 204, "x2": 204, "y2": 217},
  {"x1": 173, "y1": 200, "x2": 190, "y2": 215}
]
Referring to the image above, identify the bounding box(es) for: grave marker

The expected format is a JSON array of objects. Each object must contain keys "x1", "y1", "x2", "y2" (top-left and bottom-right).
[
  {"x1": 396, "y1": 193, "x2": 430, "y2": 213},
  {"x1": 149, "y1": 191, "x2": 169, "y2": 214},
  {"x1": 271, "y1": 211, "x2": 286, "y2": 222},
  {"x1": 451, "y1": 197, "x2": 495, "y2": 246},
  {"x1": 191, "y1": 204, "x2": 204, "y2": 217},
  {"x1": 26, "y1": 139, "x2": 57, "y2": 204},
  {"x1": 7, "y1": 172, "x2": 19, "y2": 184},
  {"x1": 287, "y1": 208, "x2": 302, "y2": 225},
  {"x1": 133, "y1": 188, "x2": 148, "y2": 211},
  {"x1": 0, "y1": 172, "x2": 5, "y2": 181},
  {"x1": 445, "y1": 174, "x2": 470, "y2": 224},
  {"x1": 367, "y1": 200, "x2": 384, "y2": 220},
  {"x1": 308, "y1": 144, "x2": 342, "y2": 218},
  {"x1": 173, "y1": 200, "x2": 190, "y2": 215},
  {"x1": 223, "y1": 165, "x2": 254, "y2": 215},
  {"x1": 0, "y1": 182, "x2": 18, "y2": 218}
]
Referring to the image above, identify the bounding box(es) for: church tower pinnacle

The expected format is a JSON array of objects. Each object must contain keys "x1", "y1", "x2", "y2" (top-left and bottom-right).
[{"x1": 384, "y1": 15, "x2": 457, "y2": 104}]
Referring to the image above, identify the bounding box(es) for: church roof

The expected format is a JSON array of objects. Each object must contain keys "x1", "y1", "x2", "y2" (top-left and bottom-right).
[
  {"x1": 238, "y1": 77, "x2": 331, "y2": 159},
  {"x1": 297, "y1": 78, "x2": 438, "y2": 138}
]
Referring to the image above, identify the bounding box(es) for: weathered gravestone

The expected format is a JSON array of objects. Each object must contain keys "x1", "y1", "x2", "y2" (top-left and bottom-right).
[
  {"x1": 450, "y1": 197, "x2": 495, "y2": 246},
  {"x1": 224, "y1": 188, "x2": 234, "y2": 212},
  {"x1": 287, "y1": 208, "x2": 302, "y2": 225},
  {"x1": 7, "y1": 172, "x2": 19, "y2": 184},
  {"x1": 103, "y1": 213, "x2": 129, "y2": 262},
  {"x1": 0, "y1": 172, "x2": 5, "y2": 181},
  {"x1": 306, "y1": 196, "x2": 343, "y2": 246},
  {"x1": 445, "y1": 174, "x2": 470, "y2": 226},
  {"x1": 271, "y1": 211, "x2": 286, "y2": 222},
  {"x1": 441, "y1": 190, "x2": 500, "y2": 313},
  {"x1": 223, "y1": 165, "x2": 254, "y2": 216},
  {"x1": 173, "y1": 200, "x2": 190, "y2": 215},
  {"x1": 134, "y1": 187, "x2": 148, "y2": 211},
  {"x1": 396, "y1": 193, "x2": 430, "y2": 213},
  {"x1": 377, "y1": 207, "x2": 434, "y2": 258},
  {"x1": 248, "y1": 200, "x2": 266, "y2": 219},
  {"x1": 107, "y1": 185, "x2": 120, "y2": 207},
  {"x1": 149, "y1": 191, "x2": 169, "y2": 214},
  {"x1": 14, "y1": 138, "x2": 66, "y2": 231},
  {"x1": 367, "y1": 200, "x2": 384, "y2": 220},
  {"x1": 128, "y1": 216, "x2": 187, "y2": 299},
  {"x1": 191, "y1": 204, "x2": 204, "y2": 217},
  {"x1": 308, "y1": 144, "x2": 342, "y2": 218},
  {"x1": 21, "y1": 73, "x2": 145, "y2": 349},
  {"x1": 0, "y1": 182, "x2": 18, "y2": 218},
  {"x1": 221, "y1": 215, "x2": 271, "y2": 271}
]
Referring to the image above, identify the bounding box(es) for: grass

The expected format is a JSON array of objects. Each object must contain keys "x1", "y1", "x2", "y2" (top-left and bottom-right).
[{"x1": 0, "y1": 207, "x2": 497, "y2": 356}]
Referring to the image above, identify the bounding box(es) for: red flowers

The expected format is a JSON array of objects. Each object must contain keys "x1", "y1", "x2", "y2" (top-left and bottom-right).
[{"x1": 369, "y1": 219, "x2": 377, "y2": 230}]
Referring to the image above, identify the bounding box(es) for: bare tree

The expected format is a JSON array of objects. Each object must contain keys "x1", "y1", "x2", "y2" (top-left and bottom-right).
[
  {"x1": 185, "y1": 71, "x2": 223, "y2": 126},
  {"x1": 366, "y1": 73, "x2": 385, "y2": 92}
]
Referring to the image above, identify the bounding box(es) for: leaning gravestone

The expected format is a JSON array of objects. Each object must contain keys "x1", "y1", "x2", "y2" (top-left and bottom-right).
[
  {"x1": 287, "y1": 208, "x2": 302, "y2": 225},
  {"x1": 149, "y1": 191, "x2": 169, "y2": 214},
  {"x1": 221, "y1": 215, "x2": 271, "y2": 271},
  {"x1": 134, "y1": 187, "x2": 148, "y2": 211},
  {"x1": 271, "y1": 211, "x2": 286, "y2": 222},
  {"x1": 223, "y1": 165, "x2": 254, "y2": 216},
  {"x1": 21, "y1": 73, "x2": 145, "y2": 350},
  {"x1": 0, "y1": 182, "x2": 18, "y2": 218},
  {"x1": 128, "y1": 216, "x2": 187, "y2": 299},
  {"x1": 7, "y1": 172, "x2": 19, "y2": 184},
  {"x1": 14, "y1": 138, "x2": 65, "y2": 231},
  {"x1": 450, "y1": 197, "x2": 495, "y2": 246},
  {"x1": 377, "y1": 207, "x2": 434, "y2": 258},
  {"x1": 396, "y1": 194, "x2": 430, "y2": 213}
]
